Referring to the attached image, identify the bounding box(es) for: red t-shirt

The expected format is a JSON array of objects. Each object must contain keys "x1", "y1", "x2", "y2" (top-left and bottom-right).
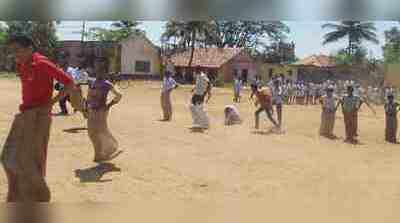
[
  {"x1": 17, "y1": 53, "x2": 73, "y2": 112},
  {"x1": 255, "y1": 91, "x2": 272, "y2": 107}
]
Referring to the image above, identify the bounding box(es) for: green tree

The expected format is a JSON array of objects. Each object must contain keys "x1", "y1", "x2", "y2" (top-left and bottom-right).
[
  {"x1": 87, "y1": 20, "x2": 144, "y2": 42},
  {"x1": 332, "y1": 47, "x2": 368, "y2": 66},
  {"x1": 383, "y1": 27, "x2": 400, "y2": 64},
  {"x1": 210, "y1": 21, "x2": 289, "y2": 48},
  {"x1": 86, "y1": 21, "x2": 145, "y2": 72},
  {"x1": 322, "y1": 21, "x2": 379, "y2": 56},
  {"x1": 0, "y1": 23, "x2": 7, "y2": 44},
  {"x1": 6, "y1": 21, "x2": 59, "y2": 58},
  {"x1": 162, "y1": 21, "x2": 215, "y2": 68}
]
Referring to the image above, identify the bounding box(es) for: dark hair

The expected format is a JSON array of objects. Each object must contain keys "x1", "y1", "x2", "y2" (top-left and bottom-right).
[{"x1": 7, "y1": 35, "x2": 35, "y2": 48}]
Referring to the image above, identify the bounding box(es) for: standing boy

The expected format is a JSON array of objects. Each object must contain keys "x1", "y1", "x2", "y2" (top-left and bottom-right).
[
  {"x1": 190, "y1": 67, "x2": 212, "y2": 130},
  {"x1": 384, "y1": 94, "x2": 400, "y2": 143},
  {"x1": 161, "y1": 71, "x2": 179, "y2": 121},
  {"x1": 272, "y1": 79, "x2": 284, "y2": 128},
  {"x1": 1, "y1": 35, "x2": 84, "y2": 202},
  {"x1": 233, "y1": 75, "x2": 242, "y2": 103},
  {"x1": 338, "y1": 85, "x2": 373, "y2": 144},
  {"x1": 319, "y1": 86, "x2": 339, "y2": 139}
]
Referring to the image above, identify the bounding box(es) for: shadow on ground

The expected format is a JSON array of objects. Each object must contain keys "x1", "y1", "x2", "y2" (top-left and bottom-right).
[
  {"x1": 74, "y1": 163, "x2": 121, "y2": 183},
  {"x1": 252, "y1": 128, "x2": 285, "y2": 136},
  {"x1": 63, "y1": 127, "x2": 88, "y2": 134}
]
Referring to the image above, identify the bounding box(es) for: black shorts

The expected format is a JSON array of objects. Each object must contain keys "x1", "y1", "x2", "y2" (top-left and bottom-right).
[{"x1": 192, "y1": 94, "x2": 205, "y2": 105}]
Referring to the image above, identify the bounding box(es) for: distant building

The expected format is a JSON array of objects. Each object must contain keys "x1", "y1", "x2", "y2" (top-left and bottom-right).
[
  {"x1": 57, "y1": 35, "x2": 162, "y2": 78},
  {"x1": 120, "y1": 35, "x2": 161, "y2": 78},
  {"x1": 57, "y1": 41, "x2": 117, "y2": 68},
  {"x1": 256, "y1": 62, "x2": 298, "y2": 82},
  {"x1": 170, "y1": 48, "x2": 256, "y2": 83},
  {"x1": 292, "y1": 54, "x2": 336, "y2": 82}
]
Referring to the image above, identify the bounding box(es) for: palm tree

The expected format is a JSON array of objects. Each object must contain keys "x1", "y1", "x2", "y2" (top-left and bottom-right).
[
  {"x1": 322, "y1": 21, "x2": 379, "y2": 55},
  {"x1": 111, "y1": 20, "x2": 144, "y2": 39}
]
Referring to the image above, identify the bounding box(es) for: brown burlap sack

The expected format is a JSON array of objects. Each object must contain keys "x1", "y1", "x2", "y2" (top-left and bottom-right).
[
  {"x1": 67, "y1": 86, "x2": 86, "y2": 113},
  {"x1": 385, "y1": 115, "x2": 398, "y2": 143},
  {"x1": 87, "y1": 108, "x2": 119, "y2": 162},
  {"x1": 1, "y1": 114, "x2": 22, "y2": 174},
  {"x1": 161, "y1": 91, "x2": 172, "y2": 120},
  {"x1": 1, "y1": 106, "x2": 52, "y2": 202},
  {"x1": 319, "y1": 111, "x2": 336, "y2": 136}
]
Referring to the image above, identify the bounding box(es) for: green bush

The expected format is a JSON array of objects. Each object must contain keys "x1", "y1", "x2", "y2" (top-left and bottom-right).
[{"x1": 215, "y1": 73, "x2": 225, "y2": 87}]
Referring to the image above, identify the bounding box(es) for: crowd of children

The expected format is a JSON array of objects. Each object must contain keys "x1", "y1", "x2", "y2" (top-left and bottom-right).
[{"x1": 233, "y1": 75, "x2": 398, "y2": 106}]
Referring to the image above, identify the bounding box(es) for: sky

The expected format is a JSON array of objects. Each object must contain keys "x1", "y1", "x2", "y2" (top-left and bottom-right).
[{"x1": 56, "y1": 21, "x2": 400, "y2": 59}]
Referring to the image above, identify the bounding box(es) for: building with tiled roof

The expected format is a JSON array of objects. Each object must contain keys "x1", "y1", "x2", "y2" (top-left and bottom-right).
[
  {"x1": 293, "y1": 54, "x2": 336, "y2": 68},
  {"x1": 170, "y1": 48, "x2": 256, "y2": 83},
  {"x1": 292, "y1": 54, "x2": 337, "y2": 82}
]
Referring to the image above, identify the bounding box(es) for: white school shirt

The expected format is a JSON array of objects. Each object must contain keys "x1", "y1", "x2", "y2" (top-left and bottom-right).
[
  {"x1": 322, "y1": 95, "x2": 337, "y2": 112},
  {"x1": 272, "y1": 86, "x2": 283, "y2": 104},
  {"x1": 194, "y1": 72, "x2": 210, "y2": 96},
  {"x1": 234, "y1": 79, "x2": 242, "y2": 93}
]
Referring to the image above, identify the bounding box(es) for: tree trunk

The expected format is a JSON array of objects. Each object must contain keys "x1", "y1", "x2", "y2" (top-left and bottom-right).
[
  {"x1": 188, "y1": 30, "x2": 196, "y2": 78},
  {"x1": 348, "y1": 37, "x2": 354, "y2": 56}
]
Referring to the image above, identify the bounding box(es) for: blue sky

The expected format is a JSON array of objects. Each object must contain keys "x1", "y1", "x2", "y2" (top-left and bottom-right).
[{"x1": 56, "y1": 21, "x2": 400, "y2": 59}]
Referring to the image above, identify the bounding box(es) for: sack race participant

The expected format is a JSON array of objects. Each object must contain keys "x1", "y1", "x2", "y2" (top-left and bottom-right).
[
  {"x1": 160, "y1": 71, "x2": 179, "y2": 121},
  {"x1": 1, "y1": 35, "x2": 85, "y2": 202},
  {"x1": 224, "y1": 105, "x2": 242, "y2": 125},
  {"x1": 190, "y1": 67, "x2": 212, "y2": 130},
  {"x1": 319, "y1": 86, "x2": 339, "y2": 139},
  {"x1": 86, "y1": 58, "x2": 123, "y2": 163},
  {"x1": 252, "y1": 86, "x2": 280, "y2": 130},
  {"x1": 272, "y1": 80, "x2": 284, "y2": 128},
  {"x1": 384, "y1": 94, "x2": 400, "y2": 143}
]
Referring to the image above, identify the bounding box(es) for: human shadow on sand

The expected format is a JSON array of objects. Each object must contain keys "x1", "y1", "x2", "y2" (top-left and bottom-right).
[
  {"x1": 188, "y1": 127, "x2": 209, "y2": 133},
  {"x1": 63, "y1": 127, "x2": 88, "y2": 134},
  {"x1": 252, "y1": 128, "x2": 285, "y2": 136},
  {"x1": 320, "y1": 135, "x2": 341, "y2": 141},
  {"x1": 74, "y1": 163, "x2": 121, "y2": 183},
  {"x1": 346, "y1": 141, "x2": 366, "y2": 146},
  {"x1": 252, "y1": 129, "x2": 275, "y2": 136}
]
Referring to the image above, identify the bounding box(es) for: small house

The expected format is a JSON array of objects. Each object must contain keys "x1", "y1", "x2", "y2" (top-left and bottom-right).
[
  {"x1": 120, "y1": 35, "x2": 161, "y2": 78},
  {"x1": 170, "y1": 48, "x2": 256, "y2": 84},
  {"x1": 256, "y1": 62, "x2": 298, "y2": 82},
  {"x1": 292, "y1": 54, "x2": 336, "y2": 82}
]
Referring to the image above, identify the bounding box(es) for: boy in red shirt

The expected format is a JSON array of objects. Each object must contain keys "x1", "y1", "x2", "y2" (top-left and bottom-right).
[{"x1": 0, "y1": 35, "x2": 85, "y2": 202}]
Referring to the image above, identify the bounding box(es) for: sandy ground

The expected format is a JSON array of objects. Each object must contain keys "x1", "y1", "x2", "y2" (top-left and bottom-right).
[{"x1": 0, "y1": 79, "x2": 400, "y2": 221}]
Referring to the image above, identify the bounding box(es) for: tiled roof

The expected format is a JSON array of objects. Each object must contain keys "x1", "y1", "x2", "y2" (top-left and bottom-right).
[
  {"x1": 294, "y1": 54, "x2": 336, "y2": 68},
  {"x1": 171, "y1": 48, "x2": 244, "y2": 68}
]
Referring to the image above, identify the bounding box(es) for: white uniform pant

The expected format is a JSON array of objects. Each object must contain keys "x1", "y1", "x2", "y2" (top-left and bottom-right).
[{"x1": 190, "y1": 104, "x2": 209, "y2": 129}]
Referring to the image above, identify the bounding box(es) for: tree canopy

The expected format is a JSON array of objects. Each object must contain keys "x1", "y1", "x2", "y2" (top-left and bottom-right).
[
  {"x1": 5, "y1": 21, "x2": 59, "y2": 58},
  {"x1": 87, "y1": 20, "x2": 145, "y2": 42},
  {"x1": 322, "y1": 21, "x2": 379, "y2": 56},
  {"x1": 383, "y1": 27, "x2": 400, "y2": 64}
]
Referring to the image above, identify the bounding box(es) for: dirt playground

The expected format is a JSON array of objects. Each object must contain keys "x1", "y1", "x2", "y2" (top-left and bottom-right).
[{"x1": 0, "y1": 79, "x2": 400, "y2": 221}]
